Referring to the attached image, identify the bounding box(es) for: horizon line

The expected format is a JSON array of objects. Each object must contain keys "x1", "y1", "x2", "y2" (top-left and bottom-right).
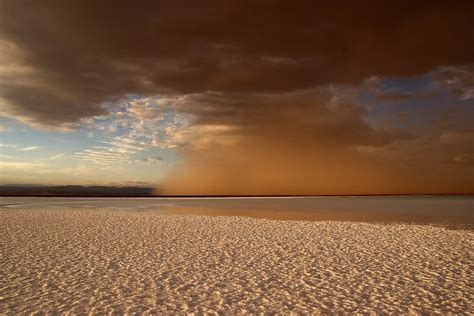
[{"x1": 1, "y1": 193, "x2": 473, "y2": 198}]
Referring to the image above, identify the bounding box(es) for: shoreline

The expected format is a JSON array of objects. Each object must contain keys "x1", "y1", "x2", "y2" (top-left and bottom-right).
[{"x1": 2, "y1": 195, "x2": 473, "y2": 229}]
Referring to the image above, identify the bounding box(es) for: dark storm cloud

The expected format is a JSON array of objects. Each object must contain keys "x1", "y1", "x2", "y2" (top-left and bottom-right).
[
  {"x1": 174, "y1": 90, "x2": 405, "y2": 147},
  {"x1": 1, "y1": 0, "x2": 474, "y2": 193},
  {"x1": 162, "y1": 90, "x2": 422, "y2": 195},
  {"x1": 1, "y1": 0, "x2": 473, "y2": 126}
]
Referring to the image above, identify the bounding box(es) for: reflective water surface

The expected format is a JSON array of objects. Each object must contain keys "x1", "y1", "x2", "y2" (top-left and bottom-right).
[{"x1": 1, "y1": 196, "x2": 473, "y2": 227}]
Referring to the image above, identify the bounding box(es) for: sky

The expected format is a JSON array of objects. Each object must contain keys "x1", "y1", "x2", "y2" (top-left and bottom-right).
[{"x1": 0, "y1": 0, "x2": 473, "y2": 194}]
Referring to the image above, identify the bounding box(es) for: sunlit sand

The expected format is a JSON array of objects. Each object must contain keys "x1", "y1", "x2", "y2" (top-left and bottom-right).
[{"x1": 1, "y1": 207, "x2": 472, "y2": 314}]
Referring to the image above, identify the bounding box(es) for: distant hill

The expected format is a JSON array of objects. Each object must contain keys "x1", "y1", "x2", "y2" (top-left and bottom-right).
[{"x1": 0, "y1": 185, "x2": 156, "y2": 196}]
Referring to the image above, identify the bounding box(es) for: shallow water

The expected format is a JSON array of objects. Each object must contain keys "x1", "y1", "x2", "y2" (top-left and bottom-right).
[{"x1": 1, "y1": 196, "x2": 473, "y2": 227}]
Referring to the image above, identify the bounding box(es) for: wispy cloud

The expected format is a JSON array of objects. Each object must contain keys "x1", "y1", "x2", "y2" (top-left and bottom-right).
[
  {"x1": 75, "y1": 97, "x2": 184, "y2": 165},
  {"x1": 47, "y1": 153, "x2": 66, "y2": 160},
  {"x1": 134, "y1": 155, "x2": 162, "y2": 165},
  {"x1": 0, "y1": 161, "x2": 45, "y2": 169},
  {"x1": 0, "y1": 143, "x2": 17, "y2": 148},
  {"x1": 0, "y1": 154, "x2": 21, "y2": 160},
  {"x1": 74, "y1": 148, "x2": 131, "y2": 165},
  {"x1": 432, "y1": 65, "x2": 474, "y2": 100},
  {"x1": 19, "y1": 146, "x2": 40, "y2": 151}
]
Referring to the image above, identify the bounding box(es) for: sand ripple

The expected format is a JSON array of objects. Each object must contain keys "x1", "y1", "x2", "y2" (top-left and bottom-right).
[{"x1": 1, "y1": 208, "x2": 473, "y2": 314}]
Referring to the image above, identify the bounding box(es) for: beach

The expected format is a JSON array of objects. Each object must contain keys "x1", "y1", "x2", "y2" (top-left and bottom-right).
[{"x1": 1, "y1": 207, "x2": 472, "y2": 314}]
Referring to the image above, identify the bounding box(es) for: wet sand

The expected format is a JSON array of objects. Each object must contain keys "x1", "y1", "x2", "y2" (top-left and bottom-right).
[
  {"x1": 1, "y1": 207, "x2": 472, "y2": 314},
  {"x1": 159, "y1": 205, "x2": 474, "y2": 230}
]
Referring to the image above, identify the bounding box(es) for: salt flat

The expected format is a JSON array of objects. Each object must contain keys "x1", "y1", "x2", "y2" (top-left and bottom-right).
[{"x1": 1, "y1": 208, "x2": 472, "y2": 314}]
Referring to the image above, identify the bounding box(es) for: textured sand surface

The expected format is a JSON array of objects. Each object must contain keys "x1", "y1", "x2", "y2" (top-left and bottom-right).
[{"x1": 1, "y1": 208, "x2": 473, "y2": 314}]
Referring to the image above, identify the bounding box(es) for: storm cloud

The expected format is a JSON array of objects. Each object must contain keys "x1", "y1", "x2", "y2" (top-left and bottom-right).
[
  {"x1": 1, "y1": 0, "x2": 473, "y2": 125},
  {"x1": 1, "y1": 0, "x2": 473, "y2": 193}
]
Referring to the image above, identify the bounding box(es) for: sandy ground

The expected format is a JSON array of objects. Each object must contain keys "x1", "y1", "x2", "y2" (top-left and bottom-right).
[{"x1": 1, "y1": 208, "x2": 472, "y2": 314}]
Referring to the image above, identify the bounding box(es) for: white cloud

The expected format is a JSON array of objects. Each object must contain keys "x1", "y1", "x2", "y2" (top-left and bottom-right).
[
  {"x1": 48, "y1": 153, "x2": 66, "y2": 160},
  {"x1": 19, "y1": 146, "x2": 40, "y2": 151},
  {"x1": 74, "y1": 148, "x2": 130, "y2": 165},
  {"x1": 75, "y1": 96, "x2": 185, "y2": 165},
  {"x1": 128, "y1": 99, "x2": 163, "y2": 120}
]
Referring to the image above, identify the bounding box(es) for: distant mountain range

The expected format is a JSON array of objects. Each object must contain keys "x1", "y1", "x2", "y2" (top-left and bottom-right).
[
  {"x1": 0, "y1": 185, "x2": 156, "y2": 196},
  {"x1": 1, "y1": 185, "x2": 471, "y2": 197}
]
